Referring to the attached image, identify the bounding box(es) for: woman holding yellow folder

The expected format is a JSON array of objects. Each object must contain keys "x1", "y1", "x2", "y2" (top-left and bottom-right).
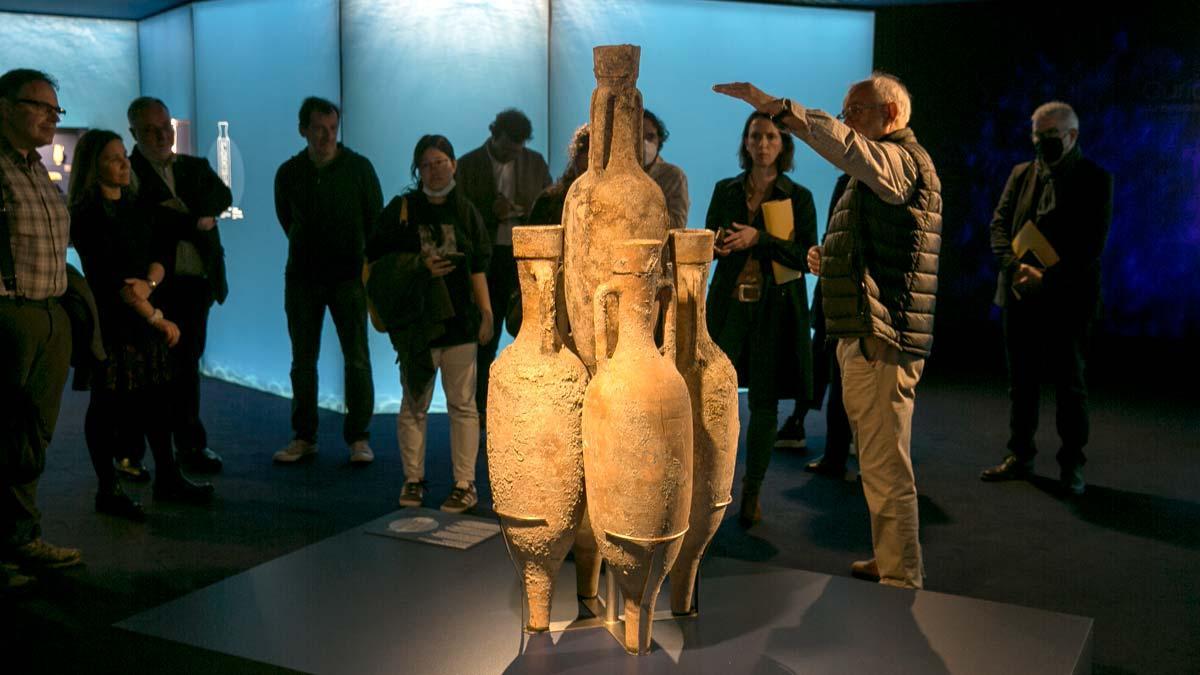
[{"x1": 705, "y1": 111, "x2": 818, "y2": 528}]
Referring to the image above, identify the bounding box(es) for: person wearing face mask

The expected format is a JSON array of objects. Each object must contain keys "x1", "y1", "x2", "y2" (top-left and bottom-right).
[
  {"x1": 704, "y1": 111, "x2": 818, "y2": 530},
  {"x1": 272, "y1": 97, "x2": 382, "y2": 466},
  {"x1": 642, "y1": 109, "x2": 690, "y2": 230},
  {"x1": 367, "y1": 135, "x2": 493, "y2": 514},
  {"x1": 980, "y1": 102, "x2": 1112, "y2": 496},
  {"x1": 715, "y1": 72, "x2": 941, "y2": 590}
]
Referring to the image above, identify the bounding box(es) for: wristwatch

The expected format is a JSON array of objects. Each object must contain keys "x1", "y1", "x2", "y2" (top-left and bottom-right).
[{"x1": 771, "y1": 98, "x2": 795, "y2": 124}]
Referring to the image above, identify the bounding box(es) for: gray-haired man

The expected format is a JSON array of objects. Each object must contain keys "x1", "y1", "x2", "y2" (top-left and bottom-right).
[{"x1": 716, "y1": 72, "x2": 942, "y2": 589}]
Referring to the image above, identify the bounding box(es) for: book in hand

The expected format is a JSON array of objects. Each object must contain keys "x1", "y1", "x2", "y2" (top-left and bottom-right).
[
  {"x1": 1010, "y1": 221, "x2": 1059, "y2": 299},
  {"x1": 762, "y1": 198, "x2": 803, "y2": 284},
  {"x1": 1012, "y1": 220, "x2": 1059, "y2": 268}
]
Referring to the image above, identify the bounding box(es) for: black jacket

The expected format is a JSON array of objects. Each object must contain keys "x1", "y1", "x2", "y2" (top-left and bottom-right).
[
  {"x1": 367, "y1": 189, "x2": 490, "y2": 392},
  {"x1": 989, "y1": 145, "x2": 1112, "y2": 317},
  {"x1": 822, "y1": 128, "x2": 942, "y2": 357},
  {"x1": 705, "y1": 172, "x2": 818, "y2": 395},
  {"x1": 274, "y1": 145, "x2": 383, "y2": 283},
  {"x1": 129, "y1": 146, "x2": 232, "y2": 303}
]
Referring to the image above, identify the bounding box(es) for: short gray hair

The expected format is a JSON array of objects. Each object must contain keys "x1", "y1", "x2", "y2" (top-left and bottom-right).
[
  {"x1": 1031, "y1": 101, "x2": 1079, "y2": 131},
  {"x1": 854, "y1": 71, "x2": 912, "y2": 128}
]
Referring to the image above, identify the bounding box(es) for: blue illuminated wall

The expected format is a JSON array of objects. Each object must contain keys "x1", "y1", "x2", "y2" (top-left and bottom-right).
[
  {"x1": 550, "y1": 0, "x2": 874, "y2": 236},
  {"x1": 0, "y1": 12, "x2": 139, "y2": 145},
  {"x1": 340, "y1": 0, "x2": 551, "y2": 411},
  {"x1": 190, "y1": 0, "x2": 343, "y2": 408},
  {"x1": 2, "y1": 1, "x2": 877, "y2": 415},
  {"x1": 137, "y1": 5, "x2": 195, "y2": 147}
]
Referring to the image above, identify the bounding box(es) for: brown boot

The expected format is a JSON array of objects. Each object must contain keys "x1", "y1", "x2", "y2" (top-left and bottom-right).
[
  {"x1": 738, "y1": 483, "x2": 762, "y2": 528},
  {"x1": 850, "y1": 558, "x2": 880, "y2": 582}
]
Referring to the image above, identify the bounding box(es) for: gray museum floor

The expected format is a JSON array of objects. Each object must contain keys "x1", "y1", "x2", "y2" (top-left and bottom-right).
[{"x1": 4, "y1": 360, "x2": 1198, "y2": 674}]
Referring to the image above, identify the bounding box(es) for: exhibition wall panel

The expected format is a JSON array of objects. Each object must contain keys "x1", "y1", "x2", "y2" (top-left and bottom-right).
[
  {"x1": 550, "y1": 0, "x2": 874, "y2": 236},
  {"x1": 191, "y1": 0, "x2": 344, "y2": 408},
  {"x1": 341, "y1": 0, "x2": 551, "y2": 411}
]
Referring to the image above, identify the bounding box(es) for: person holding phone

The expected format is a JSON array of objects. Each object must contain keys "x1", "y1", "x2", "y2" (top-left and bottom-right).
[{"x1": 367, "y1": 134, "x2": 493, "y2": 514}]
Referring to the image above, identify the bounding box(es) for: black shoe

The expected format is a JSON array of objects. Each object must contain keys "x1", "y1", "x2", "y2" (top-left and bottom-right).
[
  {"x1": 805, "y1": 457, "x2": 857, "y2": 481},
  {"x1": 1, "y1": 566, "x2": 36, "y2": 597},
  {"x1": 980, "y1": 455, "x2": 1034, "y2": 482},
  {"x1": 95, "y1": 486, "x2": 146, "y2": 522},
  {"x1": 1059, "y1": 464, "x2": 1085, "y2": 496},
  {"x1": 738, "y1": 485, "x2": 762, "y2": 528},
  {"x1": 115, "y1": 458, "x2": 152, "y2": 483},
  {"x1": 154, "y1": 473, "x2": 215, "y2": 505},
  {"x1": 774, "y1": 414, "x2": 807, "y2": 450},
  {"x1": 178, "y1": 447, "x2": 223, "y2": 473}
]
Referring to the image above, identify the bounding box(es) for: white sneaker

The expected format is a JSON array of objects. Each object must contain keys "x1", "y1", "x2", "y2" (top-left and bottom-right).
[
  {"x1": 273, "y1": 439, "x2": 317, "y2": 463},
  {"x1": 349, "y1": 440, "x2": 374, "y2": 464}
]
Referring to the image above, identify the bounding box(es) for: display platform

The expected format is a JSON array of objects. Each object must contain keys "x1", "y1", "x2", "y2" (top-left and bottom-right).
[{"x1": 118, "y1": 510, "x2": 1093, "y2": 674}]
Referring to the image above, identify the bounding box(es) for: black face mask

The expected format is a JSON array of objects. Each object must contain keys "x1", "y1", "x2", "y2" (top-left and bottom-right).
[{"x1": 1035, "y1": 137, "x2": 1064, "y2": 163}]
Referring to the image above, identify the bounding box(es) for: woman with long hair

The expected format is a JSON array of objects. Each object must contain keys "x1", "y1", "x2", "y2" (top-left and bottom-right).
[
  {"x1": 68, "y1": 129, "x2": 213, "y2": 520},
  {"x1": 704, "y1": 111, "x2": 818, "y2": 527},
  {"x1": 367, "y1": 134, "x2": 493, "y2": 514}
]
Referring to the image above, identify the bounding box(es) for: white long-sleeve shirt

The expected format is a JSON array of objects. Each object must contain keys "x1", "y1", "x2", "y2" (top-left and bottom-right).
[{"x1": 789, "y1": 108, "x2": 919, "y2": 206}]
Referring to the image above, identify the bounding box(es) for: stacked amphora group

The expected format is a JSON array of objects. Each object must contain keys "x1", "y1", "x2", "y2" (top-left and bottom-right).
[{"x1": 486, "y1": 44, "x2": 738, "y2": 655}]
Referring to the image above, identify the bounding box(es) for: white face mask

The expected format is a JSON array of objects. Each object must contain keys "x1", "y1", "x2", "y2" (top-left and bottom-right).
[
  {"x1": 642, "y1": 139, "x2": 658, "y2": 168},
  {"x1": 422, "y1": 178, "x2": 456, "y2": 198}
]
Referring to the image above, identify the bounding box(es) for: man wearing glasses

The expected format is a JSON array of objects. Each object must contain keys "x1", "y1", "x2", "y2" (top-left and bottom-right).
[
  {"x1": 715, "y1": 72, "x2": 942, "y2": 590},
  {"x1": 127, "y1": 96, "x2": 231, "y2": 479},
  {"x1": 980, "y1": 102, "x2": 1112, "y2": 496},
  {"x1": 0, "y1": 69, "x2": 81, "y2": 585},
  {"x1": 272, "y1": 97, "x2": 382, "y2": 465}
]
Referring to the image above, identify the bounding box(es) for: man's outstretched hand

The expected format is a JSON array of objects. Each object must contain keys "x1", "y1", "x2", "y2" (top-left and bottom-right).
[{"x1": 713, "y1": 82, "x2": 780, "y2": 115}]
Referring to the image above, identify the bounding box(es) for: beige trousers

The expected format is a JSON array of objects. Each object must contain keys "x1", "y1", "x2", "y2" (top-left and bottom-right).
[
  {"x1": 397, "y1": 342, "x2": 480, "y2": 484},
  {"x1": 837, "y1": 336, "x2": 926, "y2": 589}
]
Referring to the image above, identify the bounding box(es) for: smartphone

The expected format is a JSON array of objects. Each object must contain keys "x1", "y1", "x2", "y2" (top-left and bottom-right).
[{"x1": 444, "y1": 252, "x2": 467, "y2": 265}]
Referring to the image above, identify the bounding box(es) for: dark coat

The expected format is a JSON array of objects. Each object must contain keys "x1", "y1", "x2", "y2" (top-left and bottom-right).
[
  {"x1": 989, "y1": 145, "x2": 1112, "y2": 319},
  {"x1": 455, "y1": 142, "x2": 551, "y2": 245},
  {"x1": 705, "y1": 172, "x2": 818, "y2": 400},
  {"x1": 129, "y1": 146, "x2": 232, "y2": 303},
  {"x1": 274, "y1": 144, "x2": 383, "y2": 284}
]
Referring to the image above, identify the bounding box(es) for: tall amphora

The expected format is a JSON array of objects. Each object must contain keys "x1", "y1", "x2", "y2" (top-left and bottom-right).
[
  {"x1": 563, "y1": 44, "x2": 669, "y2": 374},
  {"x1": 487, "y1": 226, "x2": 589, "y2": 632},
  {"x1": 582, "y1": 239, "x2": 692, "y2": 654},
  {"x1": 666, "y1": 229, "x2": 739, "y2": 615}
]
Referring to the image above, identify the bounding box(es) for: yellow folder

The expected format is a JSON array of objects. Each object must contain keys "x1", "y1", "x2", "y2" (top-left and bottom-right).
[
  {"x1": 1012, "y1": 220, "x2": 1060, "y2": 268},
  {"x1": 762, "y1": 199, "x2": 802, "y2": 284}
]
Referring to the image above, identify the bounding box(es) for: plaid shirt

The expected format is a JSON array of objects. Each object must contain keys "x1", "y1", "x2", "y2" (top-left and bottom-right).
[{"x1": 0, "y1": 134, "x2": 69, "y2": 300}]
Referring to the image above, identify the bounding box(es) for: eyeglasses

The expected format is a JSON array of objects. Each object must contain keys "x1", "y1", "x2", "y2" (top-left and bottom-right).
[
  {"x1": 419, "y1": 158, "x2": 452, "y2": 171},
  {"x1": 14, "y1": 98, "x2": 65, "y2": 117},
  {"x1": 836, "y1": 103, "x2": 887, "y2": 121}
]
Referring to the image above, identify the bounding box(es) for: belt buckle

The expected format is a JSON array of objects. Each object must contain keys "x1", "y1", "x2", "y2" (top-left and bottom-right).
[{"x1": 736, "y1": 283, "x2": 761, "y2": 303}]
